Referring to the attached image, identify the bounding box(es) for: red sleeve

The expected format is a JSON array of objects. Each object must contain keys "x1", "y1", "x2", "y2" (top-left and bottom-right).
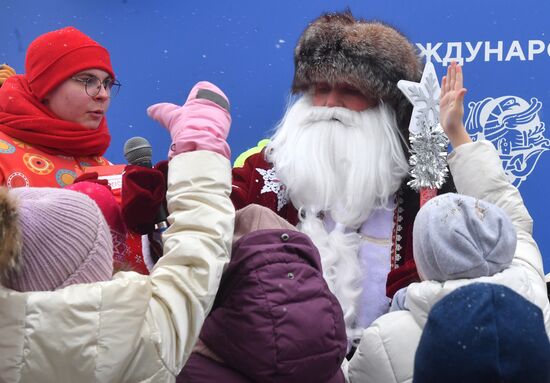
[
  {"x1": 386, "y1": 260, "x2": 420, "y2": 298},
  {"x1": 231, "y1": 151, "x2": 299, "y2": 225},
  {"x1": 231, "y1": 152, "x2": 261, "y2": 210}
]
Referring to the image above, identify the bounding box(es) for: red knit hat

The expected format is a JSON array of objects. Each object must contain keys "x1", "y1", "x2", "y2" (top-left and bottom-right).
[{"x1": 25, "y1": 26, "x2": 115, "y2": 100}]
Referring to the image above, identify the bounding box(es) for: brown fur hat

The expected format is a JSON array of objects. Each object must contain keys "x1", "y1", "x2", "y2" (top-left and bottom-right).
[
  {"x1": 0, "y1": 188, "x2": 22, "y2": 279},
  {"x1": 292, "y1": 10, "x2": 423, "y2": 134}
]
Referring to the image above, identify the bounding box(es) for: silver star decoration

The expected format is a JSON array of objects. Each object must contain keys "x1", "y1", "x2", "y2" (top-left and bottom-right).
[{"x1": 397, "y1": 61, "x2": 441, "y2": 134}]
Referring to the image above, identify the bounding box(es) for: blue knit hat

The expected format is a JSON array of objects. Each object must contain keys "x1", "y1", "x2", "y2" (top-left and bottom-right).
[
  {"x1": 413, "y1": 283, "x2": 550, "y2": 383},
  {"x1": 413, "y1": 193, "x2": 517, "y2": 281}
]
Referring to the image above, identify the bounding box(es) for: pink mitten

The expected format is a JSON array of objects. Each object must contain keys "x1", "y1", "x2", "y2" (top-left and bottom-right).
[{"x1": 147, "y1": 81, "x2": 231, "y2": 159}]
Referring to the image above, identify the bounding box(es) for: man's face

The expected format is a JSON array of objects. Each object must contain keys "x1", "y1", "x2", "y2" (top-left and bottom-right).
[{"x1": 311, "y1": 83, "x2": 377, "y2": 112}]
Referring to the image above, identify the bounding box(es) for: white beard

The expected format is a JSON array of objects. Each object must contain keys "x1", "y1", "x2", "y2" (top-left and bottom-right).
[{"x1": 266, "y1": 95, "x2": 409, "y2": 342}]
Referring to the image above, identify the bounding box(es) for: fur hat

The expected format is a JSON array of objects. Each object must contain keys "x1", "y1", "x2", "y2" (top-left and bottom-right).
[
  {"x1": 292, "y1": 10, "x2": 423, "y2": 133},
  {"x1": 0, "y1": 187, "x2": 113, "y2": 292},
  {"x1": 25, "y1": 26, "x2": 114, "y2": 100},
  {"x1": 414, "y1": 283, "x2": 550, "y2": 382},
  {"x1": 413, "y1": 193, "x2": 517, "y2": 281}
]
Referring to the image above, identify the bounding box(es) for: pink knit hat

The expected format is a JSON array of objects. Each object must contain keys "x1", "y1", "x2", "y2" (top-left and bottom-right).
[{"x1": 0, "y1": 187, "x2": 113, "y2": 292}]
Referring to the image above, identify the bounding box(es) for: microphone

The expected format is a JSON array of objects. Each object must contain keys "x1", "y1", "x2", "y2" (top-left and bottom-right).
[
  {"x1": 124, "y1": 136, "x2": 169, "y2": 232},
  {"x1": 124, "y1": 136, "x2": 154, "y2": 168}
]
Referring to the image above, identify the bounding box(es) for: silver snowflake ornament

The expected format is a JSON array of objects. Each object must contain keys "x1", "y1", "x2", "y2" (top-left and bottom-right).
[
  {"x1": 397, "y1": 61, "x2": 450, "y2": 190},
  {"x1": 397, "y1": 61, "x2": 441, "y2": 134},
  {"x1": 256, "y1": 168, "x2": 289, "y2": 211}
]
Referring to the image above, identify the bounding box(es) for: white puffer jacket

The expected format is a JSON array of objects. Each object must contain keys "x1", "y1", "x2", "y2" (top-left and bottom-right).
[
  {"x1": 348, "y1": 140, "x2": 550, "y2": 383},
  {"x1": 0, "y1": 151, "x2": 235, "y2": 383}
]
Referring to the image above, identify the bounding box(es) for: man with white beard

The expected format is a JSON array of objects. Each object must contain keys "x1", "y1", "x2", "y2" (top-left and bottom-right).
[{"x1": 232, "y1": 11, "x2": 455, "y2": 351}]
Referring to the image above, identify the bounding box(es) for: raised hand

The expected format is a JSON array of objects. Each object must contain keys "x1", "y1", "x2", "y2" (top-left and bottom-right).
[
  {"x1": 147, "y1": 81, "x2": 231, "y2": 159},
  {"x1": 0, "y1": 64, "x2": 16, "y2": 87},
  {"x1": 439, "y1": 62, "x2": 472, "y2": 148}
]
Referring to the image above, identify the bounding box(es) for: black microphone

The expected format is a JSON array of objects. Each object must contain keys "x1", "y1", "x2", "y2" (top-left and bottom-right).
[{"x1": 124, "y1": 136, "x2": 168, "y2": 232}]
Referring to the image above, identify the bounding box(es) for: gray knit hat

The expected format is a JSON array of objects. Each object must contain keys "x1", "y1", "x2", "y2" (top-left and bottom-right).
[
  {"x1": 413, "y1": 193, "x2": 517, "y2": 281},
  {"x1": 0, "y1": 187, "x2": 113, "y2": 291}
]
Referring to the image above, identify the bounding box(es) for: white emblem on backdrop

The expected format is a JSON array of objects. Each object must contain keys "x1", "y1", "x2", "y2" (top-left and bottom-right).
[{"x1": 465, "y1": 96, "x2": 549, "y2": 187}]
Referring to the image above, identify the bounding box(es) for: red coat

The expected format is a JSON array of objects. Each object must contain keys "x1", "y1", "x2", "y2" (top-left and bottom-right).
[
  {"x1": 0, "y1": 132, "x2": 152, "y2": 276},
  {"x1": 231, "y1": 149, "x2": 450, "y2": 298},
  {"x1": 0, "y1": 131, "x2": 108, "y2": 188}
]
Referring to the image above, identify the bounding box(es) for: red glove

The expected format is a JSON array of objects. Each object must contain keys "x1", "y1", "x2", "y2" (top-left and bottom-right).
[
  {"x1": 73, "y1": 171, "x2": 112, "y2": 191},
  {"x1": 154, "y1": 160, "x2": 169, "y2": 188},
  {"x1": 121, "y1": 165, "x2": 167, "y2": 235}
]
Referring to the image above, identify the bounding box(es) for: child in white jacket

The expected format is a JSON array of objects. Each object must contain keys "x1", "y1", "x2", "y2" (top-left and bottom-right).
[
  {"x1": 0, "y1": 81, "x2": 235, "y2": 383},
  {"x1": 347, "y1": 63, "x2": 550, "y2": 383}
]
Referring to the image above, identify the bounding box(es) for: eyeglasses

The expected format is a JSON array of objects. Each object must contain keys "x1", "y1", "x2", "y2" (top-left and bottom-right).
[{"x1": 71, "y1": 76, "x2": 122, "y2": 98}]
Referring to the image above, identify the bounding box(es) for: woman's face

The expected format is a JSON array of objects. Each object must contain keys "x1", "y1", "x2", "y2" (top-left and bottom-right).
[{"x1": 42, "y1": 68, "x2": 112, "y2": 130}]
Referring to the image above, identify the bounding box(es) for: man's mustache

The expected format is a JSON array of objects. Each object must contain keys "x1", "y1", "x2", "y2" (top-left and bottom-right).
[{"x1": 302, "y1": 106, "x2": 359, "y2": 127}]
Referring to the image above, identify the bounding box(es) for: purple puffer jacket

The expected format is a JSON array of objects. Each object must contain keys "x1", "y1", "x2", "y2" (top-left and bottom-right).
[{"x1": 178, "y1": 228, "x2": 347, "y2": 383}]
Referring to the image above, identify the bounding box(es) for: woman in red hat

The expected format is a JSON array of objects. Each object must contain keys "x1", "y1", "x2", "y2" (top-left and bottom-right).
[{"x1": 0, "y1": 26, "x2": 119, "y2": 188}]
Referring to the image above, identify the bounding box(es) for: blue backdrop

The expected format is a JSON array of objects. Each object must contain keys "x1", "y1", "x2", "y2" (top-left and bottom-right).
[{"x1": 2, "y1": 0, "x2": 549, "y2": 272}]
